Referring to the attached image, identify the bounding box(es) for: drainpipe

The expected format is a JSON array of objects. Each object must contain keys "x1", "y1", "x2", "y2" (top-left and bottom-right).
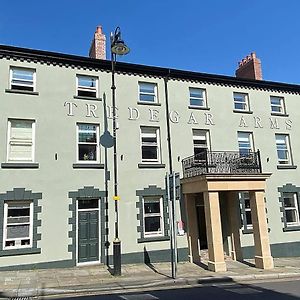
[{"x1": 164, "y1": 70, "x2": 177, "y2": 279}]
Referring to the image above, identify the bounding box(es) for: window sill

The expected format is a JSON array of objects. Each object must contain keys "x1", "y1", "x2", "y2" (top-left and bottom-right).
[
  {"x1": 277, "y1": 165, "x2": 297, "y2": 170},
  {"x1": 1, "y1": 162, "x2": 39, "y2": 169},
  {"x1": 0, "y1": 247, "x2": 41, "y2": 257},
  {"x1": 138, "y1": 163, "x2": 166, "y2": 169},
  {"x1": 283, "y1": 226, "x2": 300, "y2": 232},
  {"x1": 73, "y1": 163, "x2": 104, "y2": 169},
  {"x1": 271, "y1": 112, "x2": 289, "y2": 117},
  {"x1": 73, "y1": 95, "x2": 102, "y2": 101},
  {"x1": 233, "y1": 109, "x2": 253, "y2": 114},
  {"x1": 137, "y1": 101, "x2": 161, "y2": 106},
  {"x1": 5, "y1": 89, "x2": 39, "y2": 96},
  {"x1": 188, "y1": 105, "x2": 210, "y2": 110},
  {"x1": 138, "y1": 236, "x2": 170, "y2": 243}
]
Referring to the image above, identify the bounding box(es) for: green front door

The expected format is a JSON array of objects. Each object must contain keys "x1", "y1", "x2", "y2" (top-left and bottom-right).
[{"x1": 78, "y1": 210, "x2": 99, "y2": 263}]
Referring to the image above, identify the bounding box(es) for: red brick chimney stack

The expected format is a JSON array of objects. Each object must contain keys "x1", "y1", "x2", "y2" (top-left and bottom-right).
[
  {"x1": 235, "y1": 52, "x2": 262, "y2": 80},
  {"x1": 89, "y1": 26, "x2": 106, "y2": 60}
]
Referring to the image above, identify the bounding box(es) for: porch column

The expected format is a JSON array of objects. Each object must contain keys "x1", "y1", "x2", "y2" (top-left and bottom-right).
[
  {"x1": 227, "y1": 191, "x2": 243, "y2": 261},
  {"x1": 204, "y1": 191, "x2": 227, "y2": 272},
  {"x1": 184, "y1": 194, "x2": 200, "y2": 263},
  {"x1": 249, "y1": 191, "x2": 274, "y2": 269}
]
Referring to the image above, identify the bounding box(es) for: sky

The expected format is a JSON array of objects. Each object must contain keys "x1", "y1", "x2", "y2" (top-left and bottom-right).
[{"x1": 1, "y1": 0, "x2": 300, "y2": 84}]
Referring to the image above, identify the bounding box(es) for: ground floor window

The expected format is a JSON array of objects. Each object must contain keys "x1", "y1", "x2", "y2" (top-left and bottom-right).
[
  {"x1": 278, "y1": 184, "x2": 300, "y2": 231},
  {"x1": 143, "y1": 196, "x2": 163, "y2": 237},
  {"x1": 239, "y1": 192, "x2": 252, "y2": 232},
  {"x1": 3, "y1": 201, "x2": 33, "y2": 249}
]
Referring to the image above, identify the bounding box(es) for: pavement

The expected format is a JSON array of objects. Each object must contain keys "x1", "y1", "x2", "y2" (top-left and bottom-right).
[{"x1": 1, "y1": 257, "x2": 300, "y2": 298}]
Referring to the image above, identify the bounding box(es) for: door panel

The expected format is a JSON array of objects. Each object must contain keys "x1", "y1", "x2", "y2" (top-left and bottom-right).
[{"x1": 78, "y1": 210, "x2": 99, "y2": 263}]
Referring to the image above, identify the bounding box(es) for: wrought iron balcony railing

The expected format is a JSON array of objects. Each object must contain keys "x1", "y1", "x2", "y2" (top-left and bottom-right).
[{"x1": 182, "y1": 150, "x2": 262, "y2": 178}]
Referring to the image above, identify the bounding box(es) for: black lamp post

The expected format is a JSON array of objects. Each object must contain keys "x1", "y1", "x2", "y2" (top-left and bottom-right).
[{"x1": 110, "y1": 26, "x2": 130, "y2": 276}]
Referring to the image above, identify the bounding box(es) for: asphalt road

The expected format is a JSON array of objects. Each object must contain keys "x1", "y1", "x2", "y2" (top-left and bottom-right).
[{"x1": 57, "y1": 279, "x2": 300, "y2": 300}]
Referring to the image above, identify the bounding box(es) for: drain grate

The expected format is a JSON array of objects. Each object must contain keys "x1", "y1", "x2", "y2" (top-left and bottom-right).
[
  {"x1": 9, "y1": 297, "x2": 32, "y2": 300},
  {"x1": 119, "y1": 294, "x2": 159, "y2": 300}
]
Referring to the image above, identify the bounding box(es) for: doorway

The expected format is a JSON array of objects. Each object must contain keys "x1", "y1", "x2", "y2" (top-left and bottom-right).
[
  {"x1": 77, "y1": 199, "x2": 100, "y2": 264},
  {"x1": 195, "y1": 194, "x2": 208, "y2": 250}
]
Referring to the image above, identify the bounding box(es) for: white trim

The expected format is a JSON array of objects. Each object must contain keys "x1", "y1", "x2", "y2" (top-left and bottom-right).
[
  {"x1": 142, "y1": 196, "x2": 164, "y2": 237},
  {"x1": 233, "y1": 92, "x2": 249, "y2": 111},
  {"x1": 140, "y1": 126, "x2": 161, "y2": 163},
  {"x1": 189, "y1": 87, "x2": 206, "y2": 108},
  {"x1": 7, "y1": 119, "x2": 35, "y2": 162},
  {"x1": 284, "y1": 193, "x2": 300, "y2": 227},
  {"x1": 76, "y1": 75, "x2": 98, "y2": 98},
  {"x1": 76, "y1": 199, "x2": 101, "y2": 266},
  {"x1": 10, "y1": 67, "x2": 36, "y2": 91},
  {"x1": 138, "y1": 81, "x2": 158, "y2": 103},
  {"x1": 3, "y1": 201, "x2": 33, "y2": 250},
  {"x1": 76, "y1": 123, "x2": 100, "y2": 163}
]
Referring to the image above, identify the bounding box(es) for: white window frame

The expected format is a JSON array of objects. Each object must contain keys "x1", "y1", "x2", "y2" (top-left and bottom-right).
[
  {"x1": 140, "y1": 127, "x2": 160, "y2": 163},
  {"x1": 76, "y1": 75, "x2": 98, "y2": 98},
  {"x1": 10, "y1": 67, "x2": 36, "y2": 92},
  {"x1": 3, "y1": 201, "x2": 33, "y2": 250},
  {"x1": 143, "y1": 196, "x2": 164, "y2": 237},
  {"x1": 233, "y1": 92, "x2": 250, "y2": 111},
  {"x1": 283, "y1": 193, "x2": 300, "y2": 227},
  {"x1": 270, "y1": 96, "x2": 285, "y2": 114},
  {"x1": 138, "y1": 82, "x2": 158, "y2": 103},
  {"x1": 189, "y1": 87, "x2": 207, "y2": 108},
  {"x1": 7, "y1": 119, "x2": 35, "y2": 162},
  {"x1": 76, "y1": 123, "x2": 100, "y2": 163},
  {"x1": 237, "y1": 132, "x2": 254, "y2": 156},
  {"x1": 192, "y1": 129, "x2": 210, "y2": 159},
  {"x1": 275, "y1": 134, "x2": 292, "y2": 165},
  {"x1": 240, "y1": 192, "x2": 253, "y2": 230}
]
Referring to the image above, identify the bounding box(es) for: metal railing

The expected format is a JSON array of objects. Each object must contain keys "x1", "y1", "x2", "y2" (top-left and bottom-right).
[{"x1": 182, "y1": 150, "x2": 262, "y2": 178}]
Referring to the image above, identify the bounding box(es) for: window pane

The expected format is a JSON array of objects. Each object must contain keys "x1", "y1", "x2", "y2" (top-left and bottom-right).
[
  {"x1": 286, "y1": 210, "x2": 297, "y2": 223},
  {"x1": 78, "y1": 199, "x2": 99, "y2": 209},
  {"x1": 246, "y1": 211, "x2": 252, "y2": 225},
  {"x1": 79, "y1": 145, "x2": 97, "y2": 161},
  {"x1": 7, "y1": 224, "x2": 30, "y2": 239},
  {"x1": 142, "y1": 146, "x2": 157, "y2": 160},
  {"x1": 12, "y1": 69, "x2": 33, "y2": 81},
  {"x1": 78, "y1": 76, "x2": 96, "y2": 88},
  {"x1": 79, "y1": 132, "x2": 97, "y2": 143},
  {"x1": 284, "y1": 197, "x2": 295, "y2": 207},
  {"x1": 140, "y1": 94, "x2": 155, "y2": 102},
  {"x1": 145, "y1": 216, "x2": 161, "y2": 233},
  {"x1": 139, "y1": 82, "x2": 155, "y2": 93},
  {"x1": 144, "y1": 202, "x2": 160, "y2": 214}
]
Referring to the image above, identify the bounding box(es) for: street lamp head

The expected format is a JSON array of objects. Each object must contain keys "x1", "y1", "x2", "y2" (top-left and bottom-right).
[{"x1": 111, "y1": 27, "x2": 130, "y2": 56}]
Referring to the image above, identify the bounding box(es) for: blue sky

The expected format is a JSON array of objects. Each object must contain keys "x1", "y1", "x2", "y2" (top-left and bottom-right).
[{"x1": 1, "y1": 0, "x2": 300, "y2": 84}]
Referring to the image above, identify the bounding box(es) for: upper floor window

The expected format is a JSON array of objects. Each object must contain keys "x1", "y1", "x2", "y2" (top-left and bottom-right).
[
  {"x1": 270, "y1": 96, "x2": 286, "y2": 115},
  {"x1": 237, "y1": 132, "x2": 254, "y2": 156},
  {"x1": 275, "y1": 134, "x2": 292, "y2": 165},
  {"x1": 10, "y1": 67, "x2": 35, "y2": 92},
  {"x1": 233, "y1": 92, "x2": 250, "y2": 111},
  {"x1": 77, "y1": 124, "x2": 99, "y2": 162},
  {"x1": 77, "y1": 75, "x2": 98, "y2": 98},
  {"x1": 189, "y1": 88, "x2": 206, "y2": 108},
  {"x1": 140, "y1": 127, "x2": 160, "y2": 163},
  {"x1": 139, "y1": 82, "x2": 157, "y2": 103},
  {"x1": 7, "y1": 119, "x2": 35, "y2": 162},
  {"x1": 143, "y1": 196, "x2": 164, "y2": 237},
  {"x1": 3, "y1": 201, "x2": 33, "y2": 249},
  {"x1": 193, "y1": 129, "x2": 209, "y2": 158}
]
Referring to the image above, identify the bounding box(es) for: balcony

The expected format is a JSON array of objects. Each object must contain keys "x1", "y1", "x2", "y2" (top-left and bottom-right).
[{"x1": 182, "y1": 150, "x2": 262, "y2": 178}]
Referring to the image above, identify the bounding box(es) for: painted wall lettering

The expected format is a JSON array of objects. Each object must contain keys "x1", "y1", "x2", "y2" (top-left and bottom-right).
[
  {"x1": 254, "y1": 116, "x2": 263, "y2": 128},
  {"x1": 64, "y1": 101, "x2": 77, "y2": 116},
  {"x1": 128, "y1": 107, "x2": 140, "y2": 120},
  {"x1": 270, "y1": 118, "x2": 279, "y2": 129},
  {"x1": 285, "y1": 119, "x2": 292, "y2": 130},
  {"x1": 149, "y1": 109, "x2": 160, "y2": 122},
  {"x1": 107, "y1": 105, "x2": 118, "y2": 119},
  {"x1": 86, "y1": 104, "x2": 98, "y2": 118},
  {"x1": 239, "y1": 116, "x2": 248, "y2": 127},
  {"x1": 169, "y1": 111, "x2": 179, "y2": 123},
  {"x1": 187, "y1": 112, "x2": 198, "y2": 124},
  {"x1": 205, "y1": 113, "x2": 215, "y2": 125}
]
